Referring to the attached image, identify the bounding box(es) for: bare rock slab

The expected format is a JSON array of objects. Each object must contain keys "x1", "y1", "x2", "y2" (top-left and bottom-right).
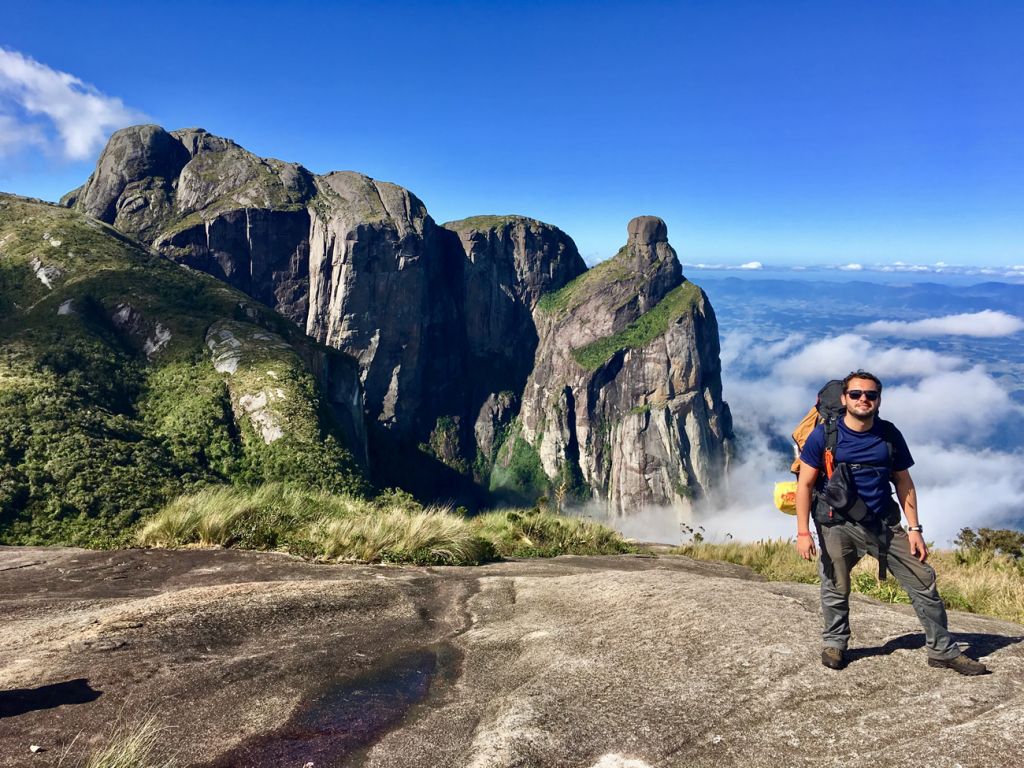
[{"x1": 0, "y1": 548, "x2": 1020, "y2": 768}]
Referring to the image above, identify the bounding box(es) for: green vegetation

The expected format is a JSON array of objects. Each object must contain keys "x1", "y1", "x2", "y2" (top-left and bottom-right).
[
  {"x1": 674, "y1": 529, "x2": 1024, "y2": 624},
  {"x1": 571, "y1": 281, "x2": 702, "y2": 371},
  {"x1": 536, "y1": 247, "x2": 632, "y2": 315},
  {"x1": 489, "y1": 425, "x2": 550, "y2": 502},
  {"x1": 137, "y1": 483, "x2": 632, "y2": 565},
  {"x1": 474, "y1": 507, "x2": 635, "y2": 558},
  {"x1": 310, "y1": 508, "x2": 491, "y2": 564},
  {"x1": 422, "y1": 415, "x2": 470, "y2": 475},
  {"x1": 954, "y1": 526, "x2": 1024, "y2": 558},
  {"x1": 0, "y1": 194, "x2": 366, "y2": 546},
  {"x1": 139, "y1": 358, "x2": 240, "y2": 482},
  {"x1": 443, "y1": 215, "x2": 526, "y2": 232}
]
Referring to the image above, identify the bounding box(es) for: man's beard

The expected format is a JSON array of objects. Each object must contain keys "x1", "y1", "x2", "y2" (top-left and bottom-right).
[{"x1": 846, "y1": 405, "x2": 876, "y2": 423}]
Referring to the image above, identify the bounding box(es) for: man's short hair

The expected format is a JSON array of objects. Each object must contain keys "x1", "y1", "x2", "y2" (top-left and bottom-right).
[{"x1": 843, "y1": 370, "x2": 883, "y2": 393}]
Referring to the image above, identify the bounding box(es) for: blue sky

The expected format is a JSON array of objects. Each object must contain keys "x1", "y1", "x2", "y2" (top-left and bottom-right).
[{"x1": 1, "y1": 0, "x2": 1022, "y2": 266}]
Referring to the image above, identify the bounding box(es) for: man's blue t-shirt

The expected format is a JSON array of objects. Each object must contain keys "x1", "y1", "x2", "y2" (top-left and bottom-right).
[{"x1": 799, "y1": 418, "x2": 914, "y2": 516}]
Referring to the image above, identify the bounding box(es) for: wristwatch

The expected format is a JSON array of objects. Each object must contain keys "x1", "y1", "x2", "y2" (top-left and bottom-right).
[{"x1": 908, "y1": 525, "x2": 924, "y2": 533}]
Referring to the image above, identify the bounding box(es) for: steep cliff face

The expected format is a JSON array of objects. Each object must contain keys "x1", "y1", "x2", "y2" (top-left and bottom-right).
[
  {"x1": 64, "y1": 126, "x2": 732, "y2": 513},
  {"x1": 306, "y1": 172, "x2": 460, "y2": 440},
  {"x1": 442, "y1": 216, "x2": 588, "y2": 490},
  {"x1": 519, "y1": 216, "x2": 732, "y2": 513}
]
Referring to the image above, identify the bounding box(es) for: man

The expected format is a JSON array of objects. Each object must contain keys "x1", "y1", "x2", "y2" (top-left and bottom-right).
[{"x1": 795, "y1": 370, "x2": 988, "y2": 675}]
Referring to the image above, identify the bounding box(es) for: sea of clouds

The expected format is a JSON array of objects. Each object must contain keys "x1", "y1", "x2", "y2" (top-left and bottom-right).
[
  {"x1": 698, "y1": 314, "x2": 1024, "y2": 547},
  {"x1": 580, "y1": 310, "x2": 1024, "y2": 548}
]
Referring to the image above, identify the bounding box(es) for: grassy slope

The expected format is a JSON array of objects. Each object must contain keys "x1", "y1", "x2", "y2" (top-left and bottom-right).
[
  {"x1": 676, "y1": 538, "x2": 1024, "y2": 625},
  {"x1": 0, "y1": 194, "x2": 365, "y2": 546},
  {"x1": 138, "y1": 483, "x2": 635, "y2": 565},
  {"x1": 535, "y1": 246, "x2": 633, "y2": 315},
  {"x1": 571, "y1": 281, "x2": 702, "y2": 370}
]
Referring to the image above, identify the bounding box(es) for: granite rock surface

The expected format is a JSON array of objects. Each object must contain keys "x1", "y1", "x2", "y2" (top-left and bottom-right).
[{"x1": 0, "y1": 547, "x2": 1019, "y2": 768}]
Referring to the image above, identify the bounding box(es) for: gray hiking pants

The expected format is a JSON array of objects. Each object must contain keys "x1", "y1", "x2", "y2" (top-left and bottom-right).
[{"x1": 817, "y1": 520, "x2": 960, "y2": 660}]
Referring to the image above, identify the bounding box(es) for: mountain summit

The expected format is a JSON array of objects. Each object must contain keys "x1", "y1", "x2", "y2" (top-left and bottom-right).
[{"x1": 61, "y1": 124, "x2": 732, "y2": 514}]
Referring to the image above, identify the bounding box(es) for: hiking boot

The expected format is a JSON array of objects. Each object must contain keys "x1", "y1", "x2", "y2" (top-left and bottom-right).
[
  {"x1": 821, "y1": 647, "x2": 845, "y2": 670},
  {"x1": 927, "y1": 654, "x2": 990, "y2": 676}
]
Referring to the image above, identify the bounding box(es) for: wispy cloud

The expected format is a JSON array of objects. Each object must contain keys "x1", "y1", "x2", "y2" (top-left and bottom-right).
[
  {"x1": 857, "y1": 310, "x2": 1024, "y2": 338},
  {"x1": 0, "y1": 47, "x2": 145, "y2": 160}
]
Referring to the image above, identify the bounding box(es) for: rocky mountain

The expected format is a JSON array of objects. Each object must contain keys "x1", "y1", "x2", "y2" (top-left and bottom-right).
[
  {"x1": 62, "y1": 124, "x2": 732, "y2": 514},
  {"x1": 0, "y1": 193, "x2": 367, "y2": 545},
  {"x1": 521, "y1": 216, "x2": 732, "y2": 513}
]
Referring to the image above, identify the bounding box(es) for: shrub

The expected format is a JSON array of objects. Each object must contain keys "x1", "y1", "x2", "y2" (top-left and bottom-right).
[
  {"x1": 954, "y1": 527, "x2": 1024, "y2": 560},
  {"x1": 308, "y1": 508, "x2": 494, "y2": 565},
  {"x1": 472, "y1": 508, "x2": 634, "y2": 558}
]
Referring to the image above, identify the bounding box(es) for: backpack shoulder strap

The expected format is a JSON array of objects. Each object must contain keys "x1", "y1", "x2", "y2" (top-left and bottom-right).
[
  {"x1": 822, "y1": 415, "x2": 838, "y2": 479},
  {"x1": 815, "y1": 380, "x2": 845, "y2": 480},
  {"x1": 876, "y1": 419, "x2": 898, "y2": 474}
]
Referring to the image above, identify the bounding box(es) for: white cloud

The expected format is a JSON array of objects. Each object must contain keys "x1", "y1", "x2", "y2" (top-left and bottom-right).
[
  {"x1": 857, "y1": 310, "x2": 1024, "y2": 338},
  {"x1": 769, "y1": 333, "x2": 963, "y2": 384},
  {"x1": 882, "y1": 367, "x2": 1017, "y2": 445},
  {"x1": 0, "y1": 47, "x2": 145, "y2": 160},
  {"x1": 720, "y1": 331, "x2": 806, "y2": 374},
  {"x1": 0, "y1": 112, "x2": 46, "y2": 156},
  {"x1": 908, "y1": 444, "x2": 1024, "y2": 545},
  {"x1": 838, "y1": 263, "x2": 863, "y2": 271},
  {"x1": 682, "y1": 262, "x2": 766, "y2": 271}
]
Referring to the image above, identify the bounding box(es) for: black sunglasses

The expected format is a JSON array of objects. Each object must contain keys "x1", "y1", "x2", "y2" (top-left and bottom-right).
[{"x1": 845, "y1": 389, "x2": 879, "y2": 401}]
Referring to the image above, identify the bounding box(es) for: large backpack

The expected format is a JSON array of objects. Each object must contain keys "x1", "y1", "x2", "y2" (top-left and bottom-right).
[
  {"x1": 789, "y1": 379, "x2": 846, "y2": 479},
  {"x1": 774, "y1": 380, "x2": 845, "y2": 514}
]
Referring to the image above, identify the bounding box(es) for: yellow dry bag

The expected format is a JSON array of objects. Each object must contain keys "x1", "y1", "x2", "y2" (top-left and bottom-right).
[{"x1": 774, "y1": 481, "x2": 797, "y2": 515}]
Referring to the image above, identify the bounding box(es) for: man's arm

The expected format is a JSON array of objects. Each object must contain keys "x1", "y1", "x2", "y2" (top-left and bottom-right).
[
  {"x1": 795, "y1": 460, "x2": 819, "y2": 560},
  {"x1": 893, "y1": 468, "x2": 927, "y2": 562}
]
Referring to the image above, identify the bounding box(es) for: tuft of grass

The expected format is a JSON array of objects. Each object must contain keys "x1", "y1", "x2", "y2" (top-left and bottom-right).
[
  {"x1": 308, "y1": 507, "x2": 494, "y2": 565},
  {"x1": 571, "y1": 281, "x2": 702, "y2": 371},
  {"x1": 137, "y1": 483, "x2": 364, "y2": 550},
  {"x1": 675, "y1": 538, "x2": 1024, "y2": 624},
  {"x1": 472, "y1": 508, "x2": 635, "y2": 558},
  {"x1": 59, "y1": 715, "x2": 175, "y2": 768}
]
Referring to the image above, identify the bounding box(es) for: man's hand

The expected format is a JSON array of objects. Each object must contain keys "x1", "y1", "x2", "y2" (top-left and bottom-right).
[
  {"x1": 797, "y1": 532, "x2": 817, "y2": 560},
  {"x1": 908, "y1": 531, "x2": 928, "y2": 562}
]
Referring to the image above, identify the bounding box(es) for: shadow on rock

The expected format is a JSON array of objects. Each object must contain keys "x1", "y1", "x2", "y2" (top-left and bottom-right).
[
  {"x1": 848, "y1": 632, "x2": 1023, "y2": 664},
  {"x1": 205, "y1": 647, "x2": 448, "y2": 768},
  {"x1": 0, "y1": 678, "x2": 102, "y2": 719}
]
